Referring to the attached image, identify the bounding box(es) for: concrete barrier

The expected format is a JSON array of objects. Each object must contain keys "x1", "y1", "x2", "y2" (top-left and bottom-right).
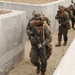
[
  {"x1": 0, "y1": 0, "x2": 71, "y2": 32},
  {"x1": 53, "y1": 38, "x2": 75, "y2": 75},
  {"x1": 0, "y1": 9, "x2": 26, "y2": 75}
]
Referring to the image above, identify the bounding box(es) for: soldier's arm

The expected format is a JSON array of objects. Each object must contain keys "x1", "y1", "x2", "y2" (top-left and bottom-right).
[
  {"x1": 42, "y1": 26, "x2": 52, "y2": 46},
  {"x1": 26, "y1": 22, "x2": 33, "y2": 36},
  {"x1": 63, "y1": 12, "x2": 70, "y2": 24},
  {"x1": 55, "y1": 14, "x2": 58, "y2": 19},
  {"x1": 55, "y1": 10, "x2": 60, "y2": 19}
]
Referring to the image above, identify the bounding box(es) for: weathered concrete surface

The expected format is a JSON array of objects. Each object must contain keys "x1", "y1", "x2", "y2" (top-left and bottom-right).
[
  {"x1": 0, "y1": 0, "x2": 71, "y2": 32},
  {"x1": 0, "y1": 9, "x2": 26, "y2": 75},
  {"x1": 53, "y1": 38, "x2": 75, "y2": 75}
]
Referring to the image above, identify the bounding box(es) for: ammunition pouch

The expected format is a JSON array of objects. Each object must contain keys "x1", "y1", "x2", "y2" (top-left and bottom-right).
[{"x1": 46, "y1": 44, "x2": 52, "y2": 59}]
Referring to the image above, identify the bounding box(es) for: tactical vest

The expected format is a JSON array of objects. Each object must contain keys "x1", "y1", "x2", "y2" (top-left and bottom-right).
[
  {"x1": 57, "y1": 11, "x2": 69, "y2": 25},
  {"x1": 29, "y1": 24, "x2": 46, "y2": 46}
]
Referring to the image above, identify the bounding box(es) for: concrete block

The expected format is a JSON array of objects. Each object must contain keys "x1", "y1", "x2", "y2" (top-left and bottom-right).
[
  {"x1": 53, "y1": 38, "x2": 75, "y2": 75},
  {"x1": 13, "y1": 50, "x2": 24, "y2": 67},
  {"x1": 0, "y1": 0, "x2": 71, "y2": 43},
  {"x1": 0, "y1": 0, "x2": 71, "y2": 32},
  {"x1": 0, "y1": 9, "x2": 26, "y2": 75},
  {"x1": 0, "y1": 50, "x2": 24, "y2": 75},
  {"x1": 0, "y1": 10, "x2": 26, "y2": 56},
  {"x1": 0, "y1": 67, "x2": 5, "y2": 75},
  {"x1": 0, "y1": 2, "x2": 5, "y2": 8}
]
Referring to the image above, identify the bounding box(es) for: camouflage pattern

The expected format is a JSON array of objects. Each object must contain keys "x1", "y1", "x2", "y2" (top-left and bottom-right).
[
  {"x1": 58, "y1": 25, "x2": 68, "y2": 42},
  {"x1": 55, "y1": 5, "x2": 70, "y2": 44},
  {"x1": 26, "y1": 13, "x2": 52, "y2": 74},
  {"x1": 68, "y1": 4, "x2": 75, "y2": 30},
  {"x1": 65, "y1": 7, "x2": 73, "y2": 19},
  {"x1": 43, "y1": 16, "x2": 51, "y2": 26}
]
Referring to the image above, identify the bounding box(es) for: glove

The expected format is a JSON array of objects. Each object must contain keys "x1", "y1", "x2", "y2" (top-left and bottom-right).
[{"x1": 38, "y1": 43, "x2": 42, "y2": 49}]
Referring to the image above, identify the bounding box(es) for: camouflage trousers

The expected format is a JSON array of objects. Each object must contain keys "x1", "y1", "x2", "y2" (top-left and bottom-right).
[
  {"x1": 58, "y1": 25, "x2": 68, "y2": 42},
  {"x1": 30, "y1": 45, "x2": 52, "y2": 73},
  {"x1": 71, "y1": 18, "x2": 75, "y2": 28}
]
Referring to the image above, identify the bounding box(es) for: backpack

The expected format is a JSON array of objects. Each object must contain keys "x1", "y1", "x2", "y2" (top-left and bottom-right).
[{"x1": 64, "y1": 8, "x2": 73, "y2": 19}]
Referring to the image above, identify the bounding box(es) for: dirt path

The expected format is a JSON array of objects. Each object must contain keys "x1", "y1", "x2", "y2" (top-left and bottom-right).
[
  {"x1": 8, "y1": 29, "x2": 75, "y2": 75},
  {"x1": 0, "y1": 0, "x2": 58, "y2": 4}
]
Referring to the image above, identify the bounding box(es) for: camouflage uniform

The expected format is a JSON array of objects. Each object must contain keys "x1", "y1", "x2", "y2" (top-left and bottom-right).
[
  {"x1": 64, "y1": 7, "x2": 73, "y2": 29},
  {"x1": 55, "y1": 5, "x2": 70, "y2": 47},
  {"x1": 26, "y1": 11, "x2": 52, "y2": 75},
  {"x1": 43, "y1": 16, "x2": 51, "y2": 26},
  {"x1": 68, "y1": 4, "x2": 75, "y2": 30}
]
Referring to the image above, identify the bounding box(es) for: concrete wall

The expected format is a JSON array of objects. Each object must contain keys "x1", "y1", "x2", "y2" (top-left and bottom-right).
[
  {"x1": 0, "y1": 10, "x2": 26, "y2": 75},
  {"x1": 0, "y1": 0, "x2": 71, "y2": 32},
  {"x1": 53, "y1": 38, "x2": 75, "y2": 75},
  {"x1": 42, "y1": 0, "x2": 71, "y2": 31}
]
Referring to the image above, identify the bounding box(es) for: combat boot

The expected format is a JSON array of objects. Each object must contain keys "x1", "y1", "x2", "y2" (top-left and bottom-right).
[
  {"x1": 36, "y1": 64, "x2": 40, "y2": 73},
  {"x1": 63, "y1": 41, "x2": 67, "y2": 46},
  {"x1": 55, "y1": 42, "x2": 61, "y2": 47}
]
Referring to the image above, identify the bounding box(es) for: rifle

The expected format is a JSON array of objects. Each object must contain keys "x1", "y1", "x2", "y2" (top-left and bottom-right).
[{"x1": 29, "y1": 21, "x2": 46, "y2": 59}]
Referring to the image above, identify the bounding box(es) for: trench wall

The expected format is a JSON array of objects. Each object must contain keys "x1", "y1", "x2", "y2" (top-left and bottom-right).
[
  {"x1": 0, "y1": 10, "x2": 26, "y2": 75},
  {"x1": 0, "y1": 0, "x2": 71, "y2": 32}
]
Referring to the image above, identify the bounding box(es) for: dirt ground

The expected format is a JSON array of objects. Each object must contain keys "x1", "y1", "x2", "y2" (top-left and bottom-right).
[
  {"x1": 0, "y1": 10, "x2": 11, "y2": 14},
  {"x1": 8, "y1": 28, "x2": 75, "y2": 75},
  {"x1": 0, "y1": 0, "x2": 58, "y2": 4}
]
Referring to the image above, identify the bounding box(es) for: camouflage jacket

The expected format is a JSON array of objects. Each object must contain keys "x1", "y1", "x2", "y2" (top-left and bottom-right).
[
  {"x1": 65, "y1": 7, "x2": 73, "y2": 19},
  {"x1": 55, "y1": 10, "x2": 70, "y2": 25},
  {"x1": 26, "y1": 21, "x2": 52, "y2": 46},
  {"x1": 43, "y1": 16, "x2": 51, "y2": 26}
]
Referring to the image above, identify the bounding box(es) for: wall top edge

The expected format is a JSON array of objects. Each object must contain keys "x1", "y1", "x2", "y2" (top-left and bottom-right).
[
  {"x1": 40, "y1": 0, "x2": 65, "y2": 6},
  {"x1": 0, "y1": 9, "x2": 26, "y2": 19},
  {"x1": 0, "y1": 0, "x2": 66, "y2": 6}
]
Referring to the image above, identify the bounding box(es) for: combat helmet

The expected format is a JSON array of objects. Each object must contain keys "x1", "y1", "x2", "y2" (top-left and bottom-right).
[
  {"x1": 32, "y1": 10, "x2": 43, "y2": 20},
  {"x1": 32, "y1": 11, "x2": 44, "y2": 26},
  {"x1": 58, "y1": 5, "x2": 65, "y2": 11}
]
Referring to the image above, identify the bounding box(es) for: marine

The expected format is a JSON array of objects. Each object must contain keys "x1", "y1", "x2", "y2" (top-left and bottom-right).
[
  {"x1": 26, "y1": 11, "x2": 52, "y2": 75},
  {"x1": 55, "y1": 5, "x2": 70, "y2": 47}
]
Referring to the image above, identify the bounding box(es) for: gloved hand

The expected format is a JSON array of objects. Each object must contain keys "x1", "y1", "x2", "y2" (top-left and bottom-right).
[{"x1": 38, "y1": 43, "x2": 42, "y2": 49}]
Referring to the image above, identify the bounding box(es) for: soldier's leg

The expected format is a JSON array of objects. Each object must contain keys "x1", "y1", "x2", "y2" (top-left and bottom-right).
[
  {"x1": 40, "y1": 50, "x2": 47, "y2": 75},
  {"x1": 62, "y1": 27, "x2": 68, "y2": 46},
  {"x1": 72, "y1": 21, "x2": 75, "y2": 29},
  {"x1": 30, "y1": 47, "x2": 40, "y2": 73},
  {"x1": 71, "y1": 18, "x2": 75, "y2": 30},
  {"x1": 55, "y1": 26, "x2": 62, "y2": 47},
  {"x1": 67, "y1": 23, "x2": 71, "y2": 29},
  {"x1": 45, "y1": 45, "x2": 52, "y2": 60},
  {"x1": 41, "y1": 61, "x2": 47, "y2": 75}
]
